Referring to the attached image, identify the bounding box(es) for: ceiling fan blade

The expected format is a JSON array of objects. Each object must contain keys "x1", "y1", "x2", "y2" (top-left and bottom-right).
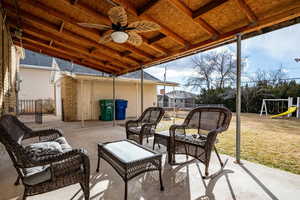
[
  {"x1": 99, "y1": 30, "x2": 113, "y2": 43},
  {"x1": 108, "y1": 6, "x2": 128, "y2": 27},
  {"x1": 128, "y1": 20, "x2": 160, "y2": 33},
  {"x1": 127, "y1": 32, "x2": 143, "y2": 46},
  {"x1": 77, "y1": 23, "x2": 111, "y2": 30}
]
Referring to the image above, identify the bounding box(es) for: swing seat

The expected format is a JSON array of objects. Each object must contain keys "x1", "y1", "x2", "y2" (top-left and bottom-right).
[{"x1": 271, "y1": 106, "x2": 297, "y2": 118}]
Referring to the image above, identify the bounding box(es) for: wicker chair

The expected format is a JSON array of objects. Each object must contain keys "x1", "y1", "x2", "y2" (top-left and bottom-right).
[
  {"x1": 0, "y1": 115, "x2": 90, "y2": 200},
  {"x1": 169, "y1": 106, "x2": 232, "y2": 178},
  {"x1": 125, "y1": 107, "x2": 165, "y2": 145}
]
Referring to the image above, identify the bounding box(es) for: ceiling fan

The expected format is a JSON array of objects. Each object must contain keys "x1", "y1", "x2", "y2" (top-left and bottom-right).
[{"x1": 78, "y1": 6, "x2": 160, "y2": 46}]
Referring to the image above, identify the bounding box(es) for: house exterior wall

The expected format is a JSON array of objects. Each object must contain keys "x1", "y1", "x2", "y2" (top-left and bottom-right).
[
  {"x1": 19, "y1": 67, "x2": 54, "y2": 100},
  {"x1": 61, "y1": 76, "x2": 77, "y2": 121},
  {"x1": 0, "y1": 13, "x2": 21, "y2": 115},
  {"x1": 76, "y1": 79, "x2": 157, "y2": 120}
]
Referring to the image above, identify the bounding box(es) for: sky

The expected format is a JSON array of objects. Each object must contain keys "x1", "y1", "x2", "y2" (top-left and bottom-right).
[{"x1": 145, "y1": 23, "x2": 300, "y2": 93}]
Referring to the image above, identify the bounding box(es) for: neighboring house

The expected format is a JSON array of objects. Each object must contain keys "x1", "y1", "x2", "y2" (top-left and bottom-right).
[
  {"x1": 20, "y1": 50, "x2": 178, "y2": 120},
  {"x1": 157, "y1": 90, "x2": 197, "y2": 108},
  {"x1": 19, "y1": 50, "x2": 56, "y2": 100}
]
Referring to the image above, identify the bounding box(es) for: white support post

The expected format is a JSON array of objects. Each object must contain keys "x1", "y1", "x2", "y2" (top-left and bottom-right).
[
  {"x1": 236, "y1": 34, "x2": 242, "y2": 164},
  {"x1": 81, "y1": 80, "x2": 85, "y2": 128},
  {"x1": 141, "y1": 66, "x2": 144, "y2": 114},
  {"x1": 136, "y1": 81, "x2": 139, "y2": 118},
  {"x1": 297, "y1": 97, "x2": 300, "y2": 119},
  {"x1": 113, "y1": 75, "x2": 116, "y2": 127},
  {"x1": 288, "y1": 97, "x2": 293, "y2": 117},
  {"x1": 173, "y1": 86, "x2": 176, "y2": 124}
]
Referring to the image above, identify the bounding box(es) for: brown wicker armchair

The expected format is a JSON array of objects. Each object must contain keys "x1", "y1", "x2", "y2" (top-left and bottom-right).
[
  {"x1": 126, "y1": 107, "x2": 165, "y2": 145},
  {"x1": 169, "y1": 106, "x2": 232, "y2": 178},
  {"x1": 0, "y1": 115, "x2": 90, "y2": 200}
]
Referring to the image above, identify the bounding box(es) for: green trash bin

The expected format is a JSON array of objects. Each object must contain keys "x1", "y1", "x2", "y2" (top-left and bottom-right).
[{"x1": 99, "y1": 99, "x2": 114, "y2": 121}]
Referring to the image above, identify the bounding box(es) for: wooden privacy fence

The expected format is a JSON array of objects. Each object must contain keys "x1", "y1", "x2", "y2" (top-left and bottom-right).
[{"x1": 18, "y1": 99, "x2": 55, "y2": 115}]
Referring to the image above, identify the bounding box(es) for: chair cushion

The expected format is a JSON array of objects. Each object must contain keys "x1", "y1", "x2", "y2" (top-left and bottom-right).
[
  {"x1": 24, "y1": 137, "x2": 72, "y2": 156},
  {"x1": 22, "y1": 137, "x2": 72, "y2": 186},
  {"x1": 25, "y1": 141, "x2": 63, "y2": 156},
  {"x1": 175, "y1": 134, "x2": 206, "y2": 146},
  {"x1": 22, "y1": 165, "x2": 51, "y2": 185},
  {"x1": 128, "y1": 126, "x2": 155, "y2": 134},
  {"x1": 54, "y1": 137, "x2": 72, "y2": 152}
]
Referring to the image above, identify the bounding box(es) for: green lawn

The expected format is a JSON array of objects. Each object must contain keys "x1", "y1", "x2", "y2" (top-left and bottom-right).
[{"x1": 157, "y1": 113, "x2": 300, "y2": 175}]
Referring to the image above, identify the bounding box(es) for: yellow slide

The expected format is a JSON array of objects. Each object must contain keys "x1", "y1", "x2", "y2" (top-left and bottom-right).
[{"x1": 271, "y1": 106, "x2": 297, "y2": 118}]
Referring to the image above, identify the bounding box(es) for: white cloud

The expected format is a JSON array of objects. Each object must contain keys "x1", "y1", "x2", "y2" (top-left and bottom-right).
[{"x1": 244, "y1": 24, "x2": 300, "y2": 61}]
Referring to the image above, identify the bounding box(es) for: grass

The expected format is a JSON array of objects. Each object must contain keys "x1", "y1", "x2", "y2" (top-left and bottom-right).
[{"x1": 157, "y1": 113, "x2": 300, "y2": 175}]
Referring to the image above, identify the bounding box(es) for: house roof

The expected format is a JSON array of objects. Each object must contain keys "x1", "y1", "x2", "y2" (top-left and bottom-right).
[
  {"x1": 6, "y1": 0, "x2": 300, "y2": 75},
  {"x1": 20, "y1": 49, "x2": 177, "y2": 85},
  {"x1": 159, "y1": 90, "x2": 197, "y2": 99}
]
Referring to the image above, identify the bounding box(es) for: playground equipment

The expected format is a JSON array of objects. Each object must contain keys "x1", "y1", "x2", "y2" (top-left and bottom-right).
[{"x1": 260, "y1": 97, "x2": 300, "y2": 118}]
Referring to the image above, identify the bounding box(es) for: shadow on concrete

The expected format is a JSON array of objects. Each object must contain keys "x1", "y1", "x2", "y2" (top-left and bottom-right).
[{"x1": 240, "y1": 164, "x2": 279, "y2": 200}]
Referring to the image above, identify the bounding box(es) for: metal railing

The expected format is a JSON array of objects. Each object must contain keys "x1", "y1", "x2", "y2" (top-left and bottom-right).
[{"x1": 18, "y1": 99, "x2": 55, "y2": 115}]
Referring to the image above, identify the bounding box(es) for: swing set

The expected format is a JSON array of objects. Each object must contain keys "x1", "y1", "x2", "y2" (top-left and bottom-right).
[{"x1": 260, "y1": 97, "x2": 300, "y2": 118}]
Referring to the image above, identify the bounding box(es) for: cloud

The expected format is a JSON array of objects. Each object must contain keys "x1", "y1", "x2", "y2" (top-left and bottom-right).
[{"x1": 244, "y1": 24, "x2": 300, "y2": 61}]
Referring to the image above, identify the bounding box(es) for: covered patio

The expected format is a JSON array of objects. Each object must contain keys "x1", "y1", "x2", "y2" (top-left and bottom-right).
[
  {"x1": 1, "y1": 0, "x2": 300, "y2": 199},
  {"x1": 0, "y1": 119, "x2": 299, "y2": 200}
]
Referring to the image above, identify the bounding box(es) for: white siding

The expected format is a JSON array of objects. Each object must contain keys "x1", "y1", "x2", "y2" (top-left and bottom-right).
[{"x1": 19, "y1": 67, "x2": 54, "y2": 100}]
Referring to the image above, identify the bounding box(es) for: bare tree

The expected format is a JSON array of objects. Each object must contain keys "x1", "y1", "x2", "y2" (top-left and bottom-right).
[
  {"x1": 250, "y1": 66, "x2": 287, "y2": 86},
  {"x1": 185, "y1": 54, "x2": 215, "y2": 90},
  {"x1": 268, "y1": 66, "x2": 287, "y2": 85},
  {"x1": 185, "y1": 51, "x2": 238, "y2": 90},
  {"x1": 210, "y1": 51, "x2": 237, "y2": 88}
]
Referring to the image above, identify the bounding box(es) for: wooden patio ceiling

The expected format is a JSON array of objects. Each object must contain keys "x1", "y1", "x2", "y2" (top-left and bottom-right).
[{"x1": 4, "y1": 0, "x2": 300, "y2": 75}]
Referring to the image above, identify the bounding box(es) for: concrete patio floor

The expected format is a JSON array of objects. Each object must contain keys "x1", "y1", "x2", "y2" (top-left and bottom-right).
[{"x1": 1, "y1": 117, "x2": 300, "y2": 200}]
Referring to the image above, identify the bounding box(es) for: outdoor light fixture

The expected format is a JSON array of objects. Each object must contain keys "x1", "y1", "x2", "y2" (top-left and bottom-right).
[{"x1": 111, "y1": 31, "x2": 129, "y2": 43}]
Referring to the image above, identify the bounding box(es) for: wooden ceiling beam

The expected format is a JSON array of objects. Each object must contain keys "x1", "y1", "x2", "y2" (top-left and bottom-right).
[
  {"x1": 58, "y1": 0, "x2": 154, "y2": 60},
  {"x1": 143, "y1": 37, "x2": 169, "y2": 55},
  {"x1": 20, "y1": 34, "x2": 120, "y2": 72},
  {"x1": 4, "y1": 4, "x2": 141, "y2": 67},
  {"x1": 137, "y1": 0, "x2": 160, "y2": 16},
  {"x1": 111, "y1": 0, "x2": 190, "y2": 47},
  {"x1": 61, "y1": 0, "x2": 110, "y2": 25},
  {"x1": 234, "y1": 0, "x2": 258, "y2": 23},
  {"x1": 193, "y1": 0, "x2": 229, "y2": 19},
  {"x1": 167, "y1": 0, "x2": 219, "y2": 37},
  {"x1": 15, "y1": 41, "x2": 116, "y2": 74},
  {"x1": 16, "y1": 0, "x2": 150, "y2": 62},
  {"x1": 8, "y1": 19, "x2": 130, "y2": 69},
  {"x1": 148, "y1": 33, "x2": 166, "y2": 44}
]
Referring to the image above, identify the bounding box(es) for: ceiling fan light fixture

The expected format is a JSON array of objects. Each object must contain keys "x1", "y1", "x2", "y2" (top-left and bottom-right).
[{"x1": 111, "y1": 31, "x2": 129, "y2": 43}]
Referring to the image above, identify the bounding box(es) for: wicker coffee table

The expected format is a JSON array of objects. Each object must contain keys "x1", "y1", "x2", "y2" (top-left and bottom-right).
[
  {"x1": 96, "y1": 139, "x2": 164, "y2": 200},
  {"x1": 153, "y1": 130, "x2": 172, "y2": 163}
]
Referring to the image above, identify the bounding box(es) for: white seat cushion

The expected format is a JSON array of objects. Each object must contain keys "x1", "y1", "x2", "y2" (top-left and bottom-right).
[
  {"x1": 22, "y1": 165, "x2": 51, "y2": 185},
  {"x1": 54, "y1": 137, "x2": 72, "y2": 152}
]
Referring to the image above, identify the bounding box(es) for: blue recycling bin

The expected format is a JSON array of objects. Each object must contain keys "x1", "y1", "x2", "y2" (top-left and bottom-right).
[{"x1": 115, "y1": 99, "x2": 128, "y2": 120}]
